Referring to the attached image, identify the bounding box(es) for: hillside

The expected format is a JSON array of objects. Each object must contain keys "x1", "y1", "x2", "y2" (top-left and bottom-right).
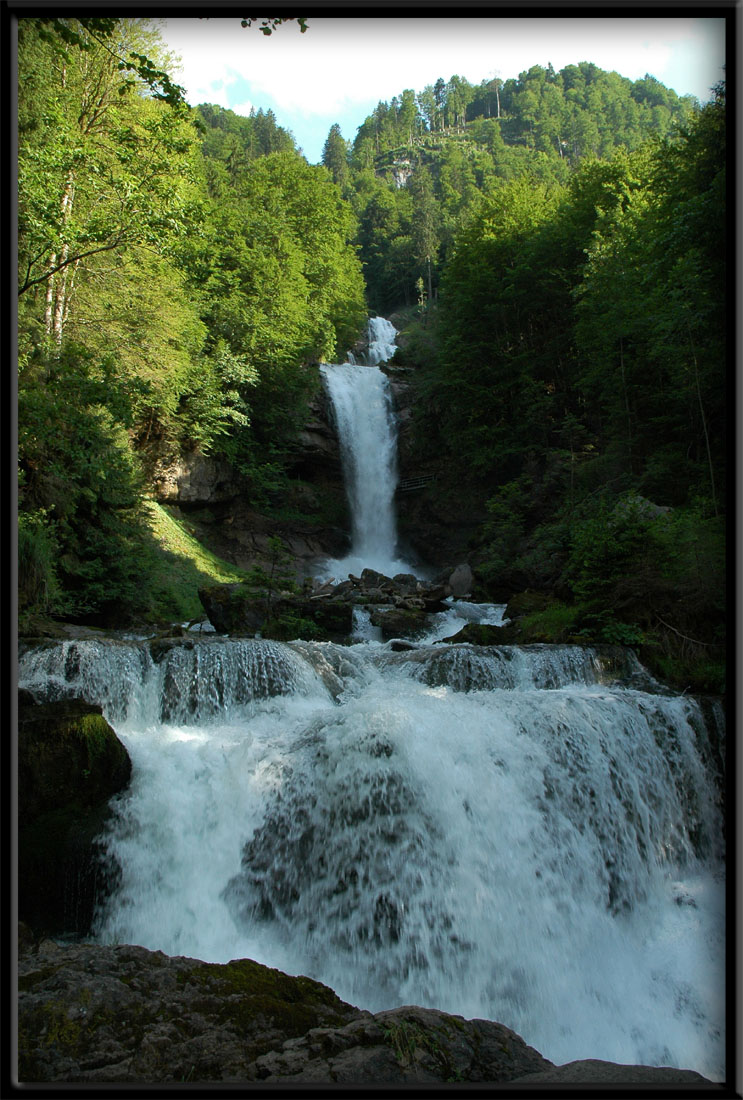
[{"x1": 17, "y1": 20, "x2": 726, "y2": 691}]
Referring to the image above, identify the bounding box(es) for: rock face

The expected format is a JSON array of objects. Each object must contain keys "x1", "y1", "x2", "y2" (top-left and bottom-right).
[
  {"x1": 16, "y1": 935, "x2": 713, "y2": 1086},
  {"x1": 151, "y1": 454, "x2": 240, "y2": 505},
  {"x1": 147, "y1": 386, "x2": 351, "y2": 582},
  {"x1": 18, "y1": 697, "x2": 132, "y2": 937}
]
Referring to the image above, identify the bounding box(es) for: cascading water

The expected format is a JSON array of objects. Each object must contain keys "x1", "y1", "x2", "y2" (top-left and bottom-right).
[
  {"x1": 366, "y1": 315, "x2": 398, "y2": 365},
  {"x1": 319, "y1": 316, "x2": 418, "y2": 580},
  {"x1": 19, "y1": 611, "x2": 726, "y2": 1081}
]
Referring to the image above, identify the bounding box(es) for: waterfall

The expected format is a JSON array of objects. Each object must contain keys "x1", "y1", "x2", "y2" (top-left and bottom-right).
[
  {"x1": 366, "y1": 315, "x2": 398, "y2": 365},
  {"x1": 19, "y1": 612, "x2": 726, "y2": 1081},
  {"x1": 320, "y1": 316, "x2": 417, "y2": 580}
]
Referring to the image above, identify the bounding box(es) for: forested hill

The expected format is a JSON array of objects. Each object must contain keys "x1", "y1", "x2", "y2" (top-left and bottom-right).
[
  {"x1": 17, "y1": 18, "x2": 727, "y2": 694},
  {"x1": 325, "y1": 62, "x2": 700, "y2": 313}
]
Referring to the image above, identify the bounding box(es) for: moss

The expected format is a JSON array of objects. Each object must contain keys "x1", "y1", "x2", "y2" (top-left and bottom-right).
[
  {"x1": 17, "y1": 966, "x2": 61, "y2": 993},
  {"x1": 18, "y1": 992, "x2": 107, "y2": 1080},
  {"x1": 176, "y1": 958, "x2": 352, "y2": 1057},
  {"x1": 518, "y1": 602, "x2": 581, "y2": 643},
  {"x1": 381, "y1": 1016, "x2": 463, "y2": 1080},
  {"x1": 18, "y1": 700, "x2": 130, "y2": 936}
]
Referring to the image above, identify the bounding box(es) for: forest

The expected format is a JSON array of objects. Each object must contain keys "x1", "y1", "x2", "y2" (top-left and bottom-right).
[{"x1": 17, "y1": 16, "x2": 727, "y2": 694}]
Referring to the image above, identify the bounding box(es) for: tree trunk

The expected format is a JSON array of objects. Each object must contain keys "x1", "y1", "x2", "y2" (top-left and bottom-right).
[
  {"x1": 48, "y1": 171, "x2": 76, "y2": 344},
  {"x1": 686, "y1": 323, "x2": 718, "y2": 517}
]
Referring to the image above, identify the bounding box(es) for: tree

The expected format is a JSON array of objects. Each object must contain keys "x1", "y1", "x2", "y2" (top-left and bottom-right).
[
  {"x1": 322, "y1": 123, "x2": 350, "y2": 189},
  {"x1": 18, "y1": 17, "x2": 199, "y2": 347},
  {"x1": 408, "y1": 163, "x2": 440, "y2": 301}
]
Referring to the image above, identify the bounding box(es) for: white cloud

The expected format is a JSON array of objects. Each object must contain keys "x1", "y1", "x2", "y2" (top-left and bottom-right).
[
  {"x1": 161, "y1": 15, "x2": 724, "y2": 112},
  {"x1": 157, "y1": 15, "x2": 725, "y2": 162}
]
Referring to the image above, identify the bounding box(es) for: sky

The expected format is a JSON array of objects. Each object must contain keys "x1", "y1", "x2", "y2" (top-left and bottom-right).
[{"x1": 158, "y1": 15, "x2": 726, "y2": 165}]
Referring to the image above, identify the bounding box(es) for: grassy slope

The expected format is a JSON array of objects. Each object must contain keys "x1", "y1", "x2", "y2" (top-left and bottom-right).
[{"x1": 142, "y1": 500, "x2": 249, "y2": 625}]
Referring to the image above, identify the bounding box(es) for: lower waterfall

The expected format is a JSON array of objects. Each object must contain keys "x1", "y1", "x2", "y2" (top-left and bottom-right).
[{"x1": 19, "y1": 613, "x2": 725, "y2": 1081}]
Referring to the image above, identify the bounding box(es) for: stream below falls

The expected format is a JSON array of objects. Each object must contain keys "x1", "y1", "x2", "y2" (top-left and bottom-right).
[{"x1": 18, "y1": 600, "x2": 726, "y2": 1081}]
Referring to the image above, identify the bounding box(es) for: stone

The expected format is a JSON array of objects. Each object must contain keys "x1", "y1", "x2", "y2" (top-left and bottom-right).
[
  {"x1": 18, "y1": 698, "x2": 132, "y2": 937},
  {"x1": 511, "y1": 1059, "x2": 711, "y2": 1085},
  {"x1": 448, "y1": 563, "x2": 474, "y2": 597},
  {"x1": 440, "y1": 622, "x2": 518, "y2": 646},
  {"x1": 392, "y1": 573, "x2": 419, "y2": 593},
  {"x1": 18, "y1": 938, "x2": 712, "y2": 1086},
  {"x1": 198, "y1": 584, "x2": 353, "y2": 642},
  {"x1": 369, "y1": 608, "x2": 428, "y2": 639},
  {"x1": 360, "y1": 568, "x2": 393, "y2": 590}
]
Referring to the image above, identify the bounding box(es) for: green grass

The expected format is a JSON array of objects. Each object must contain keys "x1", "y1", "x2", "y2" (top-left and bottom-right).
[{"x1": 142, "y1": 500, "x2": 249, "y2": 625}]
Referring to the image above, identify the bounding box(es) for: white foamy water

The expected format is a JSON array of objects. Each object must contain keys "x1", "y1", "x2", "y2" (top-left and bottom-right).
[
  {"x1": 319, "y1": 317, "x2": 420, "y2": 582},
  {"x1": 366, "y1": 315, "x2": 398, "y2": 365},
  {"x1": 19, "y1": 612, "x2": 726, "y2": 1081}
]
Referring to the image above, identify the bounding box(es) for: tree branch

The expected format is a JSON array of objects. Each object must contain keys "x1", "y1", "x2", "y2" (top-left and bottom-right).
[{"x1": 18, "y1": 238, "x2": 125, "y2": 295}]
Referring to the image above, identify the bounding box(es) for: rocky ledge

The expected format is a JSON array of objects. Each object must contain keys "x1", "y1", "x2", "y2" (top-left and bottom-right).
[
  {"x1": 198, "y1": 564, "x2": 472, "y2": 641},
  {"x1": 16, "y1": 934, "x2": 714, "y2": 1086}
]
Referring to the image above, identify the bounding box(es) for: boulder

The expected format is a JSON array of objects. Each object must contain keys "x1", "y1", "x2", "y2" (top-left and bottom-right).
[
  {"x1": 439, "y1": 622, "x2": 519, "y2": 646},
  {"x1": 16, "y1": 937, "x2": 714, "y2": 1086},
  {"x1": 198, "y1": 584, "x2": 265, "y2": 635},
  {"x1": 370, "y1": 608, "x2": 427, "y2": 639},
  {"x1": 448, "y1": 563, "x2": 474, "y2": 597},
  {"x1": 18, "y1": 697, "x2": 132, "y2": 937},
  {"x1": 360, "y1": 568, "x2": 393, "y2": 591},
  {"x1": 504, "y1": 589, "x2": 554, "y2": 620},
  {"x1": 198, "y1": 584, "x2": 353, "y2": 641},
  {"x1": 511, "y1": 1059, "x2": 711, "y2": 1085}
]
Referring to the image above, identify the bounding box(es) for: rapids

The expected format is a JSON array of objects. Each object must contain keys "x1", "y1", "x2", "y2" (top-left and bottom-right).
[{"x1": 18, "y1": 611, "x2": 725, "y2": 1081}]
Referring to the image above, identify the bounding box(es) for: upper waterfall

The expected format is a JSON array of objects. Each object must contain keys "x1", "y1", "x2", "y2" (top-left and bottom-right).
[
  {"x1": 320, "y1": 317, "x2": 418, "y2": 580},
  {"x1": 366, "y1": 315, "x2": 398, "y2": 365}
]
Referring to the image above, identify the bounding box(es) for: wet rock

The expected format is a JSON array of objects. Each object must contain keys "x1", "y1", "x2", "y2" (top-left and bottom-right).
[
  {"x1": 369, "y1": 608, "x2": 428, "y2": 639},
  {"x1": 504, "y1": 589, "x2": 554, "y2": 620},
  {"x1": 511, "y1": 1059, "x2": 711, "y2": 1085},
  {"x1": 440, "y1": 622, "x2": 519, "y2": 646},
  {"x1": 18, "y1": 698, "x2": 131, "y2": 937},
  {"x1": 198, "y1": 584, "x2": 353, "y2": 641},
  {"x1": 17, "y1": 938, "x2": 712, "y2": 1086},
  {"x1": 448, "y1": 563, "x2": 474, "y2": 597},
  {"x1": 17, "y1": 939, "x2": 360, "y2": 1084},
  {"x1": 360, "y1": 568, "x2": 393, "y2": 590},
  {"x1": 392, "y1": 572, "x2": 418, "y2": 592}
]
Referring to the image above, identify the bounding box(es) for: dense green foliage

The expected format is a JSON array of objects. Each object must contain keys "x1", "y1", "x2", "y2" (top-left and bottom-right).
[
  {"x1": 327, "y1": 62, "x2": 700, "y2": 313},
  {"x1": 17, "y1": 17, "x2": 365, "y2": 625},
  {"x1": 17, "y1": 20, "x2": 727, "y2": 694},
  {"x1": 406, "y1": 85, "x2": 726, "y2": 690}
]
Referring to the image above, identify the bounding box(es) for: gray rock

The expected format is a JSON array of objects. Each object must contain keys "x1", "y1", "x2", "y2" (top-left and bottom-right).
[
  {"x1": 511, "y1": 1058, "x2": 713, "y2": 1085},
  {"x1": 16, "y1": 937, "x2": 714, "y2": 1087},
  {"x1": 151, "y1": 454, "x2": 241, "y2": 505},
  {"x1": 448, "y1": 562, "x2": 474, "y2": 597}
]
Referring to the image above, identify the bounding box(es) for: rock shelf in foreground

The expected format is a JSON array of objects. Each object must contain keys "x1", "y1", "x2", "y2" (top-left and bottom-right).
[{"x1": 17, "y1": 934, "x2": 714, "y2": 1086}]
